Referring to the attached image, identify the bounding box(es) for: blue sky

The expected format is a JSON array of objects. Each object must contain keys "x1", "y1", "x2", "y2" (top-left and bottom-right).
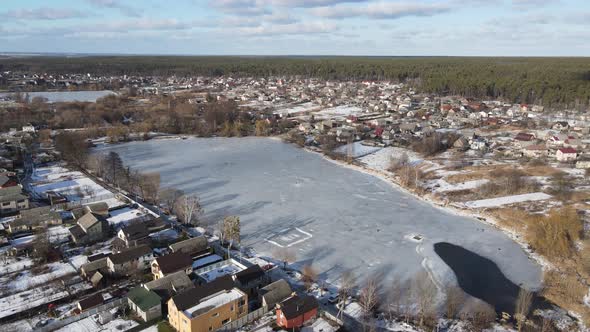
[{"x1": 0, "y1": 0, "x2": 588, "y2": 56}]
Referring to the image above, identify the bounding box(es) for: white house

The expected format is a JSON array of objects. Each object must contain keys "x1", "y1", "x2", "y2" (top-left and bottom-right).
[{"x1": 556, "y1": 147, "x2": 577, "y2": 162}]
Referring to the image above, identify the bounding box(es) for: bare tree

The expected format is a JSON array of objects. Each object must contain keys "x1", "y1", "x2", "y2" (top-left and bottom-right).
[
  {"x1": 138, "y1": 172, "x2": 161, "y2": 204},
  {"x1": 338, "y1": 270, "x2": 356, "y2": 320},
  {"x1": 359, "y1": 277, "x2": 379, "y2": 318},
  {"x1": 445, "y1": 285, "x2": 465, "y2": 319},
  {"x1": 31, "y1": 227, "x2": 51, "y2": 264},
  {"x1": 460, "y1": 299, "x2": 496, "y2": 331},
  {"x1": 302, "y1": 265, "x2": 318, "y2": 291},
  {"x1": 160, "y1": 188, "x2": 184, "y2": 214},
  {"x1": 412, "y1": 271, "x2": 437, "y2": 327},
  {"x1": 174, "y1": 194, "x2": 203, "y2": 225},
  {"x1": 273, "y1": 247, "x2": 296, "y2": 270},
  {"x1": 515, "y1": 288, "x2": 534, "y2": 332},
  {"x1": 218, "y1": 216, "x2": 240, "y2": 258}
]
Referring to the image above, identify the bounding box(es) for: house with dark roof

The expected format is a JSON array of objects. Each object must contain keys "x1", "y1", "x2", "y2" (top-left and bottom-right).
[
  {"x1": 69, "y1": 212, "x2": 108, "y2": 245},
  {"x1": 151, "y1": 252, "x2": 193, "y2": 280},
  {"x1": 77, "y1": 293, "x2": 107, "y2": 312},
  {"x1": 116, "y1": 222, "x2": 150, "y2": 248},
  {"x1": 259, "y1": 279, "x2": 293, "y2": 308},
  {"x1": 144, "y1": 270, "x2": 195, "y2": 304},
  {"x1": 7, "y1": 206, "x2": 61, "y2": 233},
  {"x1": 0, "y1": 186, "x2": 29, "y2": 216},
  {"x1": 106, "y1": 245, "x2": 153, "y2": 276},
  {"x1": 127, "y1": 286, "x2": 162, "y2": 322},
  {"x1": 276, "y1": 295, "x2": 318, "y2": 329},
  {"x1": 232, "y1": 264, "x2": 268, "y2": 297},
  {"x1": 168, "y1": 236, "x2": 210, "y2": 258},
  {"x1": 167, "y1": 276, "x2": 248, "y2": 332}
]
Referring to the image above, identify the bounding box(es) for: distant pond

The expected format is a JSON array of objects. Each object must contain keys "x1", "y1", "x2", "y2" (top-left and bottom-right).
[{"x1": 0, "y1": 90, "x2": 115, "y2": 103}]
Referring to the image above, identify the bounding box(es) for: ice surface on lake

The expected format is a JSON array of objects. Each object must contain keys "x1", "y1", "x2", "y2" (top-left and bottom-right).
[{"x1": 99, "y1": 137, "x2": 542, "y2": 288}]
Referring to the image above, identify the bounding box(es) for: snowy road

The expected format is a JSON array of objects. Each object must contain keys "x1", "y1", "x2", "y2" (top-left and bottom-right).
[{"x1": 98, "y1": 137, "x2": 542, "y2": 291}]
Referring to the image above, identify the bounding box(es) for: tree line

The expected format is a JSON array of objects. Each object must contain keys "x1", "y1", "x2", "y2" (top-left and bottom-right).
[{"x1": 2, "y1": 56, "x2": 590, "y2": 107}]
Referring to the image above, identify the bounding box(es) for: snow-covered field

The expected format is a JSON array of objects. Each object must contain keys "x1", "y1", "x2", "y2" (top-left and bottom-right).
[
  {"x1": 56, "y1": 316, "x2": 138, "y2": 332},
  {"x1": 460, "y1": 192, "x2": 552, "y2": 209},
  {"x1": 0, "y1": 284, "x2": 69, "y2": 319},
  {"x1": 30, "y1": 165, "x2": 113, "y2": 202},
  {"x1": 312, "y1": 105, "x2": 364, "y2": 120},
  {"x1": 99, "y1": 138, "x2": 542, "y2": 291},
  {"x1": 1, "y1": 261, "x2": 76, "y2": 292},
  {"x1": 107, "y1": 207, "x2": 150, "y2": 226},
  {"x1": 334, "y1": 142, "x2": 381, "y2": 158},
  {"x1": 358, "y1": 146, "x2": 429, "y2": 171}
]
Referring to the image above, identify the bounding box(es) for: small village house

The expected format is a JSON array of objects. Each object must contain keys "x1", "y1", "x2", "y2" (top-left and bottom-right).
[
  {"x1": 259, "y1": 279, "x2": 293, "y2": 308},
  {"x1": 556, "y1": 147, "x2": 578, "y2": 162},
  {"x1": 0, "y1": 186, "x2": 29, "y2": 216},
  {"x1": 127, "y1": 286, "x2": 162, "y2": 322},
  {"x1": 276, "y1": 294, "x2": 319, "y2": 329},
  {"x1": 69, "y1": 212, "x2": 108, "y2": 245},
  {"x1": 151, "y1": 252, "x2": 193, "y2": 280},
  {"x1": 107, "y1": 245, "x2": 153, "y2": 276}
]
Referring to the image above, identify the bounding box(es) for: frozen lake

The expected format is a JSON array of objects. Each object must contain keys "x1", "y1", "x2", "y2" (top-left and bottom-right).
[
  {"x1": 99, "y1": 137, "x2": 542, "y2": 293},
  {"x1": 0, "y1": 90, "x2": 115, "y2": 102}
]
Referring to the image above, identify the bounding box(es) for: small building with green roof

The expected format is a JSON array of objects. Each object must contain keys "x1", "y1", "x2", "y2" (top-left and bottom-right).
[{"x1": 127, "y1": 286, "x2": 162, "y2": 322}]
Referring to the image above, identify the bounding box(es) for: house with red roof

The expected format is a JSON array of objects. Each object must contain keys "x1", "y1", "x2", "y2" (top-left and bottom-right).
[
  {"x1": 556, "y1": 147, "x2": 577, "y2": 162},
  {"x1": 276, "y1": 295, "x2": 318, "y2": 329}
]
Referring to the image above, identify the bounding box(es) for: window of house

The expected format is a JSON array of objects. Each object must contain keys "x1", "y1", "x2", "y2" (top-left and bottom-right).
[
  {"x1": 230, "y1": 305, "x2": 234, "y2": 311},
  {"x1": 211, "y1": 312, "x2": 219, "y2": 317},
  {"x1": 209, "y1": 327, "x2": 212, "y2": 331},
  {"x1": 1, "y1": 202, "x2": 10, "y2": 206},
  {"x1": 222, "y1": 318, "x2": 230, "y2": 324}
]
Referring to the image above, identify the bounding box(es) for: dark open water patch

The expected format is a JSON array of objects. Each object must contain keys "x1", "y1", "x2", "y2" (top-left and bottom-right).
[{"x1": 434, "y1": 242, "x2": 551, "y2": 314}]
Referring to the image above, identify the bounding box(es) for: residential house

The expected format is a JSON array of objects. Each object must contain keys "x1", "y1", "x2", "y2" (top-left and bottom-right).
[
  {"x1": 0, "y1": 186, "x2": 29, "y2": 216},
  {"x1": 77, "y1": 293, "x2": 106, "y2": 312},
  {"x1": 7, "y1": 206, "x2": 61, "y2": 233},
  {"x1": 167, "y1": 276, "x2": 248, "y2": 332},
  {"x1": 151, "y1": 252, "x2": 193, "y2": 280},
  {"x1": 127, "y1": 286, "x2": 162, "y2": 322},
  {"x1": 144, "y1": 270, "x2": 195, "y2": 303},
  {"x1": 232, "y1": 264, "x2": 268, "y2": 297},
  {"x1": 80, "y1": 256, "x2": 109, "y2": 285},
  {"x1": 523, "y1": 145, "x2": 549, "y2": 159},
  {"x1": 116, "y1": 223, "x2": 150, "y2": 248},
  {"x1": 276, "y1": 295, "x2": 318, "y2": 329},
  {"x1": 69, "y1": 212, "x2": 108, "y2": 245},
  {"x1": 552, "y1": 121, "x2": 570, "y2": 131},
  {"x1": 107, "y1": 245, "x2": 153, "y2": 276},
  {"x1": 0, "y1": 174, "x2": 17, "y2": 188},
  {"x1": 259, "y1": 279, "x2": 293, "y2": 308},
  {"x1": 168, "y1": 236, "x2": 210, "y2": 258},
  {"x1": 556, "y1": 147, "x2": 578, "y2": 162}
]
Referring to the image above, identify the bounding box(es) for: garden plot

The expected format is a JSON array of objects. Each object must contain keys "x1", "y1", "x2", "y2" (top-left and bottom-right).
[
  {"x1": 429, "y1": 179, "x2": 489, "y2": 193},
  {"x1": 31, "y1": 165, "x2": 113, "y2": 201},
  {"x1": 0, "y1": 257, "x2": 33, "y2": 276},
  {"x1": 0, "y1": 283, "x2": 69, "y2": 320},
  {"x1": 107, "y1": 207, "x2": 152, "y2": 227},
  {"x1": 2, "y1": 261, "x2": 76, "y2": 292},
  {"x1": 57, "y1": 316, "x2": 138, "y2": 332},
  {"x1": 359, "y1": 147, "x2": 429, "y2": 172}
]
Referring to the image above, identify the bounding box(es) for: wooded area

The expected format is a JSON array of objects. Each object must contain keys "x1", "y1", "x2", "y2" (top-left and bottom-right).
[{"x1": 2, "y1": 56, "x2": 590, "y2": 107}]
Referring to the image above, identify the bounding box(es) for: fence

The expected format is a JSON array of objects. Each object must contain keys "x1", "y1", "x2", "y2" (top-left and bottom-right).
[
  {"x1": 50, "y1": 193, "x2": 117, "y2": 211},
  {"x1": 217, "y1": 306, "x2": 269, "y2": 332},
  {"x1": 38, "y1": 297, "x2": 127, "y2": 332}
]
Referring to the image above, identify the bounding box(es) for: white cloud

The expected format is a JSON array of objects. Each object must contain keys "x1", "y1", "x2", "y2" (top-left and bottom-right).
[
  {"x1": 235, "y1": 21, "x2": 338, "y2": 36},
  {"x1": 87, "y1": 0, "x2": 142, "y2": 17},
  {"x1": 310, "y1": 2, "x2": 452, "y2": 19},
  {"x1": 1, "y1": 8, "x2": 88, "y2": 20}
]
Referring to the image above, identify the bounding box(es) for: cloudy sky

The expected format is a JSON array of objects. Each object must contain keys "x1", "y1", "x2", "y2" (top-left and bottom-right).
[{"x1": 0, "y1": 0, "x2": 588, "y2": 56}]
